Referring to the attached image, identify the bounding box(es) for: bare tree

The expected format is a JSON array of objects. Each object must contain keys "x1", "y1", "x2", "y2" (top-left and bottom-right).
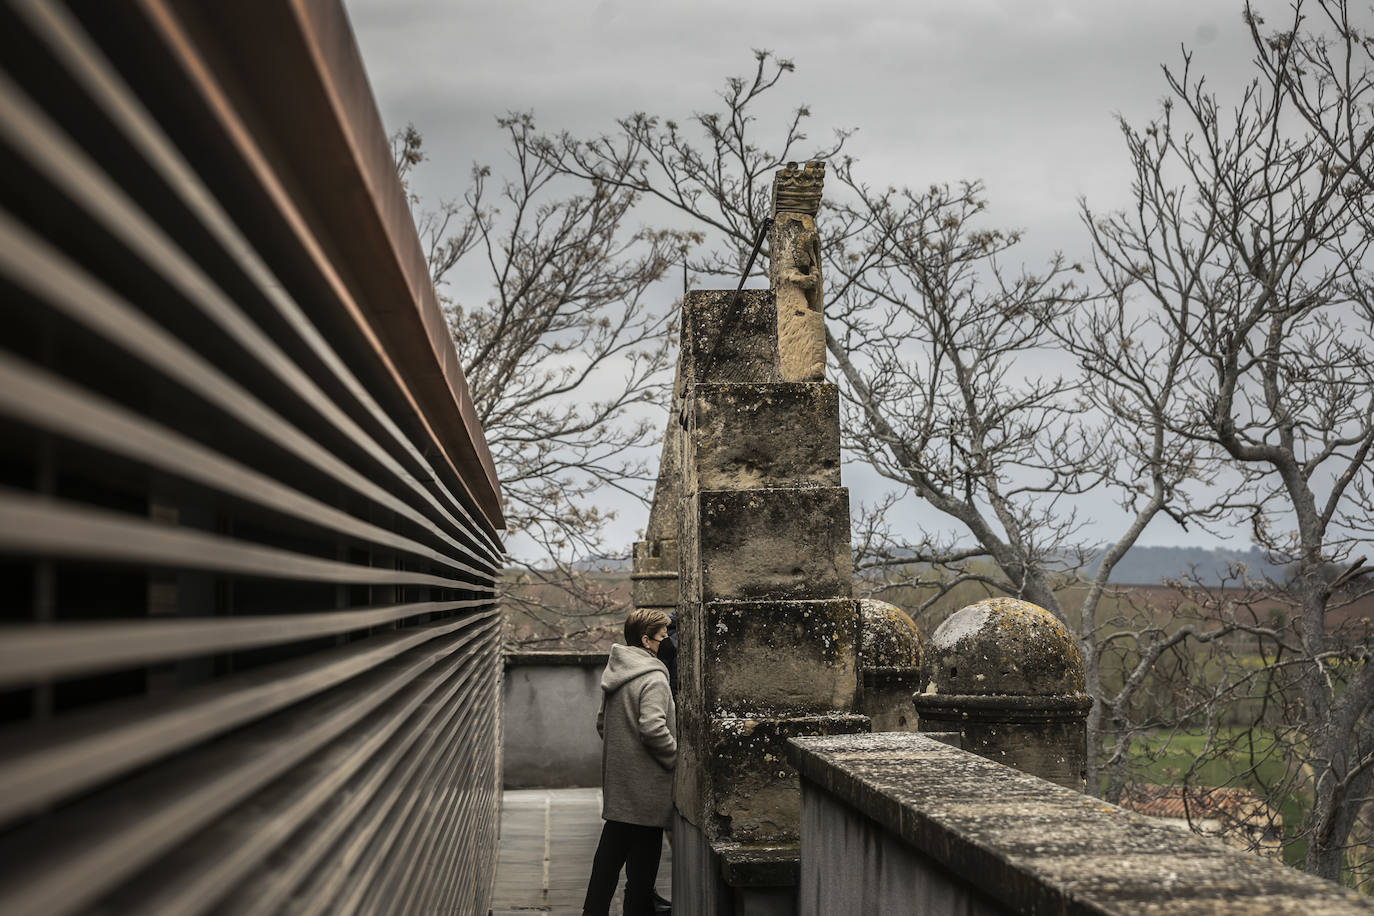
[
  {"x1": 821, "y1": 166, "x2": 1254, "y2": 806},
  {"x1": 519, "y1": 29, "x2": 1374, "y2": 880},
  {"x1": 392, "y1": 117, "x2": 696, "y2": 639},
  {"x1": 537, "y1": 50, "x2": 851, "y2": 283},
  {"x1": 535, "y1": 50, "x2": 1212, "y2": 803},
  {"x1": 1082, "y1": 0, "x2": 1374, "y2": 880},
  {"x1": 823, "y1": 176, "x2": 1097, "y2": 609}
]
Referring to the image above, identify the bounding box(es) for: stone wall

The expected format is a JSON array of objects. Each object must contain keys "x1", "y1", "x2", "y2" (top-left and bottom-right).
[
  {"x1": 673, "y1": 290, "x2": 867, "y2": 827},
  {"x1": 671, "y1": 287, "x2": 867, "y2": 915},
  {"x1": 789, "y1": 732, "x2": 1374, "y2": 915},
  {"x1": 801, "y1": 783, "x2": 1010, "y2": 915},
  {"x1": 502, "y1": 652, "x2": 607, "y2": 788}
]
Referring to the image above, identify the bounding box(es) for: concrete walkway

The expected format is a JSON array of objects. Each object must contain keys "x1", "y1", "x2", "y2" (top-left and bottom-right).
[{"x1": 491, "y1": 788, "x2": 672, "y2": 915}]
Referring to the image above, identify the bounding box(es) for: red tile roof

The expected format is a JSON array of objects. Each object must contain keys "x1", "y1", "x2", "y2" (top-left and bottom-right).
[{"x1": 1119, "y1": 785, "x2": 1281, "y2": 828}]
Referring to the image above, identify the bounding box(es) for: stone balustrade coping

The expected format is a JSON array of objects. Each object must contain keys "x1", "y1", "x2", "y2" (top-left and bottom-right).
[
  {"x1": 503, "y1": 651, "x2": 609, "y2": 668},
  {"x1": 787, "y1": 732, "x2": 1374, "y2": 915}
]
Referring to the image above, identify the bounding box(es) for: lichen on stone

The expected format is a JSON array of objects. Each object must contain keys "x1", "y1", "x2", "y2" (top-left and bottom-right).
[
  {"x1": 858, "y1": 598, "x2": 924, "y2": 668},
  {"x1": 922, "y1": 597, "x2": 1086, "y2": 697}
]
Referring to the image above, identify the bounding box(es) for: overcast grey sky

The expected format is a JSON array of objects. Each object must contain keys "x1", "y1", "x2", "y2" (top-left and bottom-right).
[
  {"x1": 346, "y1": 0, "x2": 1274, "y2": 246},
  {"x1": 342, "y1": 0, "x2": 1301, "y2": 554}
]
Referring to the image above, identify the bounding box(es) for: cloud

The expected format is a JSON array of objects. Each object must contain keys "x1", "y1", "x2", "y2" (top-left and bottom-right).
[{"x1": 342, "y1": 0, "x2": 1314, "y2": 551}]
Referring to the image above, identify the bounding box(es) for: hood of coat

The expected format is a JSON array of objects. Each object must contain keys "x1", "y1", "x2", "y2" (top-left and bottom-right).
[{"x1": 601, "y1": 643, "x2": 668, "y2": 694}]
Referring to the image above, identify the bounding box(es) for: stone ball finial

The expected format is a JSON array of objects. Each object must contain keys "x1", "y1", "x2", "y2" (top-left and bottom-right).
[
  {"x1": 857, "y1": 599, "x2": 923, "y2": 669},
  {"x1": 921, "y1": 597, "x2": 1084, "y2": 697},
  {"x1": 857, "y1": 599, "x2": 924, "y2": 734}
]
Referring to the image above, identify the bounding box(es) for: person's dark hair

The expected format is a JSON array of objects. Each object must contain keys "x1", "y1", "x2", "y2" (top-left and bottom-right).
[{"x1": 624, "y1": 608, "x2": 671, "y2": 649}]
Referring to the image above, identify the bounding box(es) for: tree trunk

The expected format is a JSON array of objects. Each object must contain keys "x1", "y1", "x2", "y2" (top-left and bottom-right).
[{"x1": 1082, "y1": 643, "x2": 1103, "y2": 798}]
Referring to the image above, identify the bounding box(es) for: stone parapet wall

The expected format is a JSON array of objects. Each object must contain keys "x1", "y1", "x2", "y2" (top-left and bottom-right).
[
  {"x1": 789, "y1": 732, "x2": 1374, "y2": 916},
  {"x1": 502, "y1": 652, "x2": 608, "y2": 788}
]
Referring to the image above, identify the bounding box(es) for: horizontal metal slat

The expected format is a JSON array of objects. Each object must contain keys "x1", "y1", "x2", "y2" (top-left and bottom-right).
[
  {"x1": 0, "y1": 205, "x2": 498, "y2": 570},
  {"x1": 403, "y1": 668, "x2": 495, "y2": 916},
  {"x1": 0, "y1": 490, "x2": 488, "y2": 591},
  {"x1": 0, "y1": 599, "x2": 490, "y2": 686},
  {"x1": 366, "y1": 700, "x2": 489, "y2": 914},
  {"x1": 349, "y1": 688, "x2": 498, "y2": 916},
  {"x1": 0, "y1": 61, "x2": 501, "y2": 564},
  {"x1": 213, "y1": 639, "x2": 499, "y2": 916},
  {"x1": 267, "y1": 681, "x2": 489, "y2": 916},
  {"x1": 385, "y1": 642, "x2": 501, "y2": 915},
  {"x1": 0, "y1": 615, "x2": 497, "y2": 916},
  {"x1": 2, "y1": 0, "x2": 505, "y2": 563},
  {"x1": 0, "y1": 351, "x2": 491, "y2": 582},
  {"x1": 1, "y1": 3, "x2": 508, "y2": 912},
  {"x1": 105, "y1": 0, "x2": 506, "y2": 534},
  {"x1": 0, "y1": 611, "x2": 496, "y2": 827},
  {"x1": 385, "y1": 704, "x2": 498, "y2": 916},
  {"x1": 12, "y1": 0, "x2": 504, "y2": 552},
  {"x1": 421, "y1": 701, "x2": 500, "y2": 914},
  {"x1": 446, "y1": 660, "x2": 502, "y2": 910},
  {"x1": 93, "y1": 618, "x2": 499, "y2": 915},
  {"x1": 444, "y1": 775, "x2": 500, "y2": 912},
  {"x1": 289, "y1": 677, "x2": 499, "y2": 916}
]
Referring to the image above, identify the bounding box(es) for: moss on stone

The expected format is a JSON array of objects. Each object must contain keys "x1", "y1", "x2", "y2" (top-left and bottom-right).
[{"x1": 922, "y1": 597, "x2": 1086, "y2": 697}]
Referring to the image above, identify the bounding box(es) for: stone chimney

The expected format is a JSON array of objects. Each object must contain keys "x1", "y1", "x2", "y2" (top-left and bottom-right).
[
  {"x1": 912, "y1": 597, "x2": 1091, "y2": 791},
  {"x1": 856, "y1": 598, "x2": 925, "y2": 733},
  {"x1": 670, "y1": 161, "x2": 869, "y2": 914}
]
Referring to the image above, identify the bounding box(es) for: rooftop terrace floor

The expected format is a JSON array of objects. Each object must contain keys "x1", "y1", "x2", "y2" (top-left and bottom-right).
[{"x1": 492, "y1": 788, "x2": 673, "y2": 915}]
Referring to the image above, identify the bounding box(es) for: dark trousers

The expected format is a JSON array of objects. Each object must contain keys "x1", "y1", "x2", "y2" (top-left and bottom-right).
[{"x1": 581, "y1": 819, "x2": 663, "y2": 916}]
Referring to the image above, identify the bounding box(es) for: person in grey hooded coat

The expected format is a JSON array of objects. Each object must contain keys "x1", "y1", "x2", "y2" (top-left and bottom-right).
[{"x1": 582, "y1": 608, "x2": 676, "y2": 916}]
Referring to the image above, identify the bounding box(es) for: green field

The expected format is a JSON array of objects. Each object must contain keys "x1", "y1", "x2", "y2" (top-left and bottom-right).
[{"x1": 1107, "y1": 728, "x2": 1310, "y2": 868}]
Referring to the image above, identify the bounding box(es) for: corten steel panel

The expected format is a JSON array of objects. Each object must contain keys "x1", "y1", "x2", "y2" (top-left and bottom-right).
[
  {"x1": 0, "y1": 1, "x2": 505, "y2": 914},
  {"x1": 164, "y1": 0, "x2": 504, "y2": 533},
  {"x1": 76, "y1": 0, "x2": 504, "y2": 535}
]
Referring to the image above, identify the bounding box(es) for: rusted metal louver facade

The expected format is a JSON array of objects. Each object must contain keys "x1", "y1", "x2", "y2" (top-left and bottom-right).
[{"x1": 0, "y1": 1, "x2": 506, "y2": 913}]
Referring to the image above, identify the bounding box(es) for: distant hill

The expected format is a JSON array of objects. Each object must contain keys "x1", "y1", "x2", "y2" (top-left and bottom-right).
[
  {"x1": 567, "y1": 556, "x2": 633, "y2": 573},
  {"x1": 1089, "y1": 546, "x2": 1290, "y2": 585},
  {"x1": 548, "y1": 546, "x2": 1290, "y2": 585}
]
